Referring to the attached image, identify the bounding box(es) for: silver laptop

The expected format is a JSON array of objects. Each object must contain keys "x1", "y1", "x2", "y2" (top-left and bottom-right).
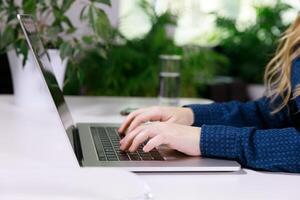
[{"x1": 18, "y1": 14, "x2": 240, "y2": 172}]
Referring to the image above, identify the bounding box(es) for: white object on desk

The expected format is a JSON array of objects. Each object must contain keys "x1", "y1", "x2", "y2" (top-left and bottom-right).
[{"x1": 0, "y1": 168, "x2": 152, "y2": 200}]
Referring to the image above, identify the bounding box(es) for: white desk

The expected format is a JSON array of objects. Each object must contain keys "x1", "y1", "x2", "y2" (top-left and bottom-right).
[{"x1": 0, "y1": 95, "x2": 299, "y2": 200}]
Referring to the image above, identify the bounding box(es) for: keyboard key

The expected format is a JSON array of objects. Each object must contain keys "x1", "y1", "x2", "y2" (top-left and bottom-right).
[
  {"x1": 107, "y1": 157, "x2": 118, "y2": 161},
  {"x1": 102, "y1": 142, "x2": 111, "y2": 146},
  {"x1": 140, "y1": 153, "x2": 151, "y2": 157},
  {"x1": 118, "y1": 155, "x2": 130, "y2": 161},
  {"x1": 140, "y1": 155, "x2": 153, "y2": 160},
  {"x1": 150, "y1": 151, "x2": 164, "y2": 160},
  {"x1": 142, "y1": 157, "x2": 153, "y2": 160},
  {"x1": 128, "y1": 153, "x2": 141, "y2": 160},
  {"x1": 98, "y1": 156, "x2": 107, "y2": 161}
]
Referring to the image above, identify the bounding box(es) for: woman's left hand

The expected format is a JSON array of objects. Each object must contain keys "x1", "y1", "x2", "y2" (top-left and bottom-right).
[{"x1": 120, "y1": 122, "x2": 201, "y2": 156}]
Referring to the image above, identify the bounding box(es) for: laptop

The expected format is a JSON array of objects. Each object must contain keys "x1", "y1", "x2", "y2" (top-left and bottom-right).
[{"x1": 18, "y1": 14, "x2": 240, "y2": 172}]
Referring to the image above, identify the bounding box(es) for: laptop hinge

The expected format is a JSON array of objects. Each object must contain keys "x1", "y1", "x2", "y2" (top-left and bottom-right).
[{"x1": 72, "y1": 128, "x2": 83, "y2": 166}]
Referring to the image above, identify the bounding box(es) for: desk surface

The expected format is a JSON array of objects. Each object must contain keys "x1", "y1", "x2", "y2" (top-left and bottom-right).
[{"x1": 0, "y1": 95, "x2": 299, "y2": 200}]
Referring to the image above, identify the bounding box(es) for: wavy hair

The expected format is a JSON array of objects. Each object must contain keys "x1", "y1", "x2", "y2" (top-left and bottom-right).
[{"x1": 264, "y1": 14, "x2": 300, "y2": 113}]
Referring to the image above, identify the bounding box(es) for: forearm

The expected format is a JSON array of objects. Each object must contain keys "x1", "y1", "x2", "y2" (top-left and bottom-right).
[
  {"x1": 186, "y1": 97, "x2": 292, "y2": 129},
  {"x1": 199, "y1": 125, "x2": 300, "y2": 173}
]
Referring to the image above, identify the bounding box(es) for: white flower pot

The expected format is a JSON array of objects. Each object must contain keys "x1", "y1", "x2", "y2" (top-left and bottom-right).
[{"x1": 7, "y1": 49, "x2": 67, "y2": 108}]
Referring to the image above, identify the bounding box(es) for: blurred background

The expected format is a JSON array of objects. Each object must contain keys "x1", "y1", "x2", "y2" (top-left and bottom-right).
[{"x1": 1, "y1": 0, "x2": 299, "y2": 102}]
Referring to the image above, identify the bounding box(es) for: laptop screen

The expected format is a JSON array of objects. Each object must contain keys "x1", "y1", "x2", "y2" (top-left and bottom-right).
[{"x1": 17, "y1": 14, "x2": 76, "y2": 135}]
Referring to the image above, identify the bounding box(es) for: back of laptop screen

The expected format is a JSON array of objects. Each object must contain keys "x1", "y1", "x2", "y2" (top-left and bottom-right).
[{"x1": 18, "y1": 15, "x2": 76, "y2": 134}]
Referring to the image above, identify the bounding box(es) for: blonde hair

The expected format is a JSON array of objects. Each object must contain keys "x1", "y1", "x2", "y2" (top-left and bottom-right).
[{"x1": 264, "y1": 14, "x2": 300, "y2": 113}]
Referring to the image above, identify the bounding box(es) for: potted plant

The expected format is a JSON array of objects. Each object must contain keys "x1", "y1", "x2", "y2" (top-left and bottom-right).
[{"x1": 0, "y1": 0, "x2": 76, "y2": 107}]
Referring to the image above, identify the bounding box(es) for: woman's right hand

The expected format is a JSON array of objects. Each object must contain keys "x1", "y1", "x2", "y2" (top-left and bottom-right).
[{"x1": 118, "y1": 106, "x2": 194, "y2": 134}]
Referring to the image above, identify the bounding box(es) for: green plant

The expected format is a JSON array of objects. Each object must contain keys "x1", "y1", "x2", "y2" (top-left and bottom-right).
[
  {"x1": 216, "y1": 2, "x2": 291, "y2": 83},
  {"x1": 181, "y1": 46, "x2": 229, "y2": 97},
  {"x1": 59, "y1": 0, "x2": 115, "y2": 63},
  {"x1": 0, "y1": 0, "x2": 228, "y2": 97},
  {"x1": 63, "y1": 6, "x2": 228, "y2": 97},
  {"x1": 64, "y1": 12, "x2": 179, "y2": 96},
  {"x1": 0, "y1": 0, "x2": 78, "y2": 63}
]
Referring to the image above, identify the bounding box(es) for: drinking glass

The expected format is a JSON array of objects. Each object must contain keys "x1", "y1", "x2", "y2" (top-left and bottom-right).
[{"x1": 158, "y1": 55, "x2": 181, "y2": 106}]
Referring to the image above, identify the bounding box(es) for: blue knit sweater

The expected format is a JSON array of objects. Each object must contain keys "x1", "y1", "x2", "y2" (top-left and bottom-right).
[{"x1": 187, "y1": 58, "x2": 300, "y2": 173}]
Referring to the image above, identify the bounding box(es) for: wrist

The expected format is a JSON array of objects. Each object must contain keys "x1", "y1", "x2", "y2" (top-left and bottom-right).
[
  {"x1": 184, "y1": 107, "x2": 194, "y2": 126},
  {"x1": 196, "y1": 127, "x2": 202, "y2": 156},
  {"x1": 190, "y1": 126, "x2": 201, "y2": 156}
]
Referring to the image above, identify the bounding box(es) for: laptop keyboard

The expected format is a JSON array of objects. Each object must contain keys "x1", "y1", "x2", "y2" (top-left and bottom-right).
[{"x1": 91, "y1": 127, "x2": 164, "y2": 161}]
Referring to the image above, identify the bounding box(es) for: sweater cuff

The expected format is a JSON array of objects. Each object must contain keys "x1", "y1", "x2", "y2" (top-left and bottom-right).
[
  {"x1": 184, "y1": 103, "x2": 224, "y2": 127},
  {"x1": 200, "y1": 125, "x2": 250, "y2": 160}
]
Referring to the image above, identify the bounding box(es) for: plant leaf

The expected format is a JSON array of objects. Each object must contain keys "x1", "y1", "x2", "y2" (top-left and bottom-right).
[
  {"x1": 60, "y1": 42, "x2": 73, "y2": 59},
  {"x1": 0, "y1": 26, "x2": 15, "y2": 49},
  {"x1": 92, "y1": 0, "x2": 111, "y2": 6},
  {"x1": 82, "y1": 36, "x2": 94, "y2": 45},
  {"x1": 61, "y1": 0, "x2": 73, "y2": 12},
  {"x1": 95, "y1": 8, "x2": 112, "y2": 41},
  {"x1": 23, "y1": 0, "x2": 37, "y2": 14},
  {"x1": 88, "y1": 6, "x2": 96, "y2": 33},
  {"x1": 79, "y1": 5, "x2": 88, "y2": 20},
  {"x1": 15, "y1": 39, "x2": 29, "y2": 66}
]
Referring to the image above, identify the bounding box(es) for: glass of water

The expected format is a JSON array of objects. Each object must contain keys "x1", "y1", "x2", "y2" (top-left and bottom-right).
[{"x1": 158, "y1": 55, "x2": 181, "y2": 106}]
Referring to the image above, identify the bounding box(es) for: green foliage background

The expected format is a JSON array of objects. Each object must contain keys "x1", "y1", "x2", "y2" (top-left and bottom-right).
[
  {"x1": 216, "y1": 2, "x2": 291, "y2": 83},
  {"x1": 1, "y1": 0, "x2": 293, "y2": 97},
  {"x1": 64, "y1": 13, "x2": 228, "y2": 97}
]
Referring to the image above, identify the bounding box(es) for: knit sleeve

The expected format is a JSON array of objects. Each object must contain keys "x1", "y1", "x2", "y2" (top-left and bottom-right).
[
  {"x1": 200, "y1": 125, "x2": 300, "y2": 173},
  {"x1": 186, "y1": 97, "x2": 292, "y2": 129}
]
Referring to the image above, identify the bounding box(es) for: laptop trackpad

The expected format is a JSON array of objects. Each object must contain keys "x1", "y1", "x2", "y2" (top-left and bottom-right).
[{"x1": 158, "y1": 146, "x2": 188, "y2": 160}]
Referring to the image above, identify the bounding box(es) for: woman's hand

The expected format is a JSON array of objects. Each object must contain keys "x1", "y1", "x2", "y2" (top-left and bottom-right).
[
  {"x1": 120, "y1": 122, "x2": 201, "y2": 156},
  {"x1": 118, "y1": 106, "x2": 194, "y2": 134}
]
